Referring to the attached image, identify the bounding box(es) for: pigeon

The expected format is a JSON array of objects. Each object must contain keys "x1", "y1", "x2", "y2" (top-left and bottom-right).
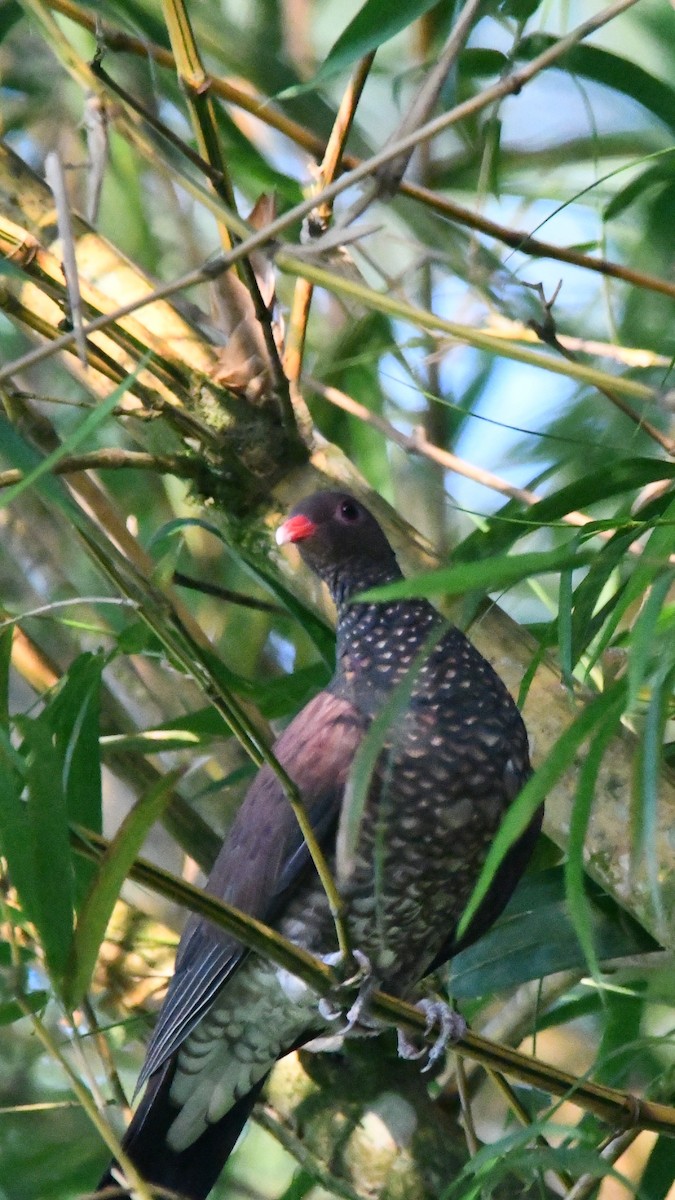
[{"x1": 97, "y1": 490, "x2": 539, "y2": 1198}]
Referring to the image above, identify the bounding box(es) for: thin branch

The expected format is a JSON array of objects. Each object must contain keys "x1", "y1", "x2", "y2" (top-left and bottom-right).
[
  {"x1": 70, "y1": 826, "x2": 675, "y2": 1138},
  {"x1": 0, "y1": 448, "x2": 202, "y2": 490},
  {"x1": 44, "y1": 150, "x2": 87, "y2": 366},
  {"x1": 563, "y1": 1128, "x2": 643, "y2": 1200},
  {"x1": 307, "y1": 378, "x2": 675, "y2": 563},
  {"x1": 455, "y1": 1055, "x2": 480, "y2": 1157},
  {"x1": 1, "y1": 899, "x2": 154, "y2": 1200},
  {"x1": 256, "y1": 1106, "x2": 367, "y2": 1200},
  {"x1": 172, "y1": 571, "x2": 283, "y2": 614},
  {"x1": 41, "y1": 0, "x2": 675, "y2": 301},
  {"x1": 285, "y1": 51, "x2": 376, "y2": 386},
  {"x1": 279, "y1": 255, "x2": 661, "y2": 405}
]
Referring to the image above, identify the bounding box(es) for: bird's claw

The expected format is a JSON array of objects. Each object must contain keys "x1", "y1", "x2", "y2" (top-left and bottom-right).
[
  {"x1": 318, "y1": 950, "x2": 379, "y2": 1032},
  {"x1": 397, "y1": 998, "x2": 466, "y2": 1072}
]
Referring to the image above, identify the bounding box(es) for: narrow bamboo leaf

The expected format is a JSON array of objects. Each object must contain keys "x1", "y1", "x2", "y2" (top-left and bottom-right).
[
  {"x1": 627, "y1": 572, "x2": 673, "y2": 708},
  {"x1": 570, "y1": 528, "x2": 634, "y2": 665},
  {"x1": 456, "y1": 683, "x2": 627, "y2": 941},
  {"x1": 451, "y1": 865, "x2": 658, "y2": 998},
  {"x1": 151, "y1": 517, "x2": 335, "y2": 666},
  {"x1": 641, "y1": 1135, "x2": 675, "y2": 1200},
  {"x1": 48, "y1": 653, "x2": 105, "y2": 905},
  {"x1": 0, "y1": 718, "x2": 75, "y2": 990},
  {"x1": 235, "y1": 557, "x2": 335, "y2": 669},
  {"x1": 634, "y1": 661, "x2": 675, "y2": 932},
  {"x1": 279, "y1": 0, "x2": 444, "y2": 96},
  {"x1": 586, "y1": 495, "x2": 675, "y2": 670},
  {"x1": 595, "y1": 988, "x2": 644, "y2": 1088},
  {"x1": 359, "y1": 543, "x2": 596, "y2": 603},
  {"x1": 557, "y1": 556, "x2": 575, "y2": 686},
  {"x1": 564, "y1": 691, "x2": 626, "y2": 985},
  {"x1": 446, "y1": 1121, "x2": 630, "y2": 1198},
  {"x1": 604, "y1": 162, "x2": 673, "y2": 220},
  {"x1": 0, "y1": 628, "x2": 12, "y2": 730},
  {"x1": 64, "y1": 770, "x2": 180, "y2": 1010},
  {"x1": 525, "y1": 458, "x2": 675, "y2": 525}
]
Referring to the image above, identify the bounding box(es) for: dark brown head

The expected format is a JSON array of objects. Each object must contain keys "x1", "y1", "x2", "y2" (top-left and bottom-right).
[{"x1": 276, "y1": 491, "x2": 401, "y2": 606}]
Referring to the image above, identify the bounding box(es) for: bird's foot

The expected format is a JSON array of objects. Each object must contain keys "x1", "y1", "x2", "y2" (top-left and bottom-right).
[
  {"x1": 318, "y1": 950, "x2": 380, "y2": 1033},
  {"x1": 397, "y1": 998, "x2": 466, "y2": 1072}
]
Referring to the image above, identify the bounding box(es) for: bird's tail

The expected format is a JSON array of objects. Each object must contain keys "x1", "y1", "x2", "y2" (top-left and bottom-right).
[{"x1": 96, "y1": 1064, "x2": 267, "y2": 1200}]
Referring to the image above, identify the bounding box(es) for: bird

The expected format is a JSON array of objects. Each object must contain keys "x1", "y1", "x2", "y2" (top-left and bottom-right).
[{"x1": 97, "y1": 490, "x2": 540, "y2": 1200}]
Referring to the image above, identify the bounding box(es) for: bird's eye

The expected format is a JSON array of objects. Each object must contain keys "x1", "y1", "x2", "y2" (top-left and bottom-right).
[{"x1": 339, "y1": 499, "x2": 360, "y2": 523}]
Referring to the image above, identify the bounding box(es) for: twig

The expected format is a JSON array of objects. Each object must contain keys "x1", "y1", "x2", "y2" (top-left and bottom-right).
[
  {"x1": 0, "y1": 448, "x2": 203, "y2": 490},
  {"x1": 455, "y1": 1055, "x2": 480, "y2": 1156},
  {"x1": 44, "y1": 150, "x2": 87, "y2": 366},
  {"x1": 83, "y1": 92, "x2": 109, "y2": 226},
  {"x1": 528, "y1": 282, "x2": 674, "y2": 456},
  {"x1": 562, "y1": 1128, "x2": 643, "y2": 1200},
  {"x1": 256, "y1": 1105, "x2": 367, "y2": 1200},
  {"x1": 279, "y1": 255, "x2": 660, "y2": 405},
  {"x1": 172, "y1": 571, "x2": 284, "y2": 614},
  {"x1": 82, "y1": 997, "x2": 132, "y2": 1121},
  {"x1": 485, "y1": 1066, "x2": 573, "y2": 1195}
]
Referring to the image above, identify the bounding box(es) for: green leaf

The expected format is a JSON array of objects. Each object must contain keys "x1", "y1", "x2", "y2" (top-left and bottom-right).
[
  {"x1": 359, "y1": 543, "x2": 597, "y2": 603},
  {"x1": 634, "y1": 660, "x2": 675, "y2": 931},
  {"x1": 279, "y1": 0, "x2": 445, "y2": 96},
  {"x1": 48, "y1": 653, "x2": 105, "y2": 905},
  {"x1": 499, "y1": 0, "x2": 543, "y2": 22},
  {"x1": 450, "y1": 866, "x2": 658, "y2": 998},
  {"x1": 641, "y1": 1135, "x2": 675, "y2": 1200},
  {"x1": 516, "y1": 37, "x2": 675, "y2": 133},
  {"x1": 0, "y1": 627, "x2": 12, "y2": 730},
  {"x1": 604, "y1": 162, "x2": 674, "y2": 221},
  {"x1": 586, "y1": 494, "x2": 675, "y2": 671},
  {"x1": 627, "y1": 572, "x2": 673, "y2": 708},
  {"x1": 525, "y1": 458, "x2": 675, "y2": 526},
  {"x1": 151, "y1": 516, "x2": 336, "y2": 667},
  {"x1": 0, "y1": 719, "x2": 74, "y2": 990},
  {"x1": 568, "y1": 528, "x2": 635, "y2": 666},
  {"x1": 64, "y1": 770, "x2": 179, "y2": 1009},
  {"x1": 564, "y1": 689, "x2": 626, "y2": 985}
]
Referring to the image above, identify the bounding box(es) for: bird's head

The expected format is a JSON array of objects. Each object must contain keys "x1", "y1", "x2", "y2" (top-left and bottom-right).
[{"x1": 276, "y1": 491, "x2": 401, "y2": 604}]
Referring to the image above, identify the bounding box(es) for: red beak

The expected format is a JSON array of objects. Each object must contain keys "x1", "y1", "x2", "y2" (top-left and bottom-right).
[{"x1": 275, "y1": 514, "x2": 317, "y2": 546}]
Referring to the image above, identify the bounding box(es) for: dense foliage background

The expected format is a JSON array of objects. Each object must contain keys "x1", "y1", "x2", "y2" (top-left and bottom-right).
[{"x1": 0, "y1": 0, "x2": 673, "y2": 1197}]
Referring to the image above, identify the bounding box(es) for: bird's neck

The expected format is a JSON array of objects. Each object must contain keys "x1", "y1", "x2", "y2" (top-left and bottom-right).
[
  {"x1": 332, "y1": 586, "x2": 444, "y2": 715},
  {"x1": 328, "y1": 559, "x2": 403, "y2": 614}
]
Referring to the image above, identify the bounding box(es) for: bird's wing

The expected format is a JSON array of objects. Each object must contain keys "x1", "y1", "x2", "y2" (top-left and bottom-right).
[{"x1": 139, "y1": 690, "x2": 367, "y2": 1085}]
